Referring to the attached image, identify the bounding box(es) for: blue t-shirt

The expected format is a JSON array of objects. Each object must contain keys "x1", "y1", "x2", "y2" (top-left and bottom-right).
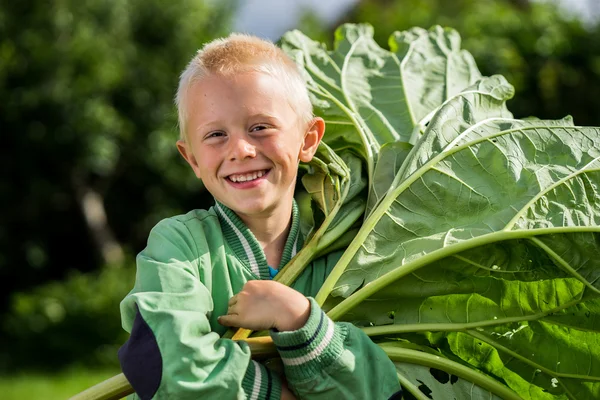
[{"x1": 268, "y1": 266, "x2": 278, "y2": 279}]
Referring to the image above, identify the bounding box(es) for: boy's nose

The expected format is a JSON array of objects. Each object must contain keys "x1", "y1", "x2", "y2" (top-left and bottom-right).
[{"x1": 228, "y1": 137, "x2": 256, "y2": 161}]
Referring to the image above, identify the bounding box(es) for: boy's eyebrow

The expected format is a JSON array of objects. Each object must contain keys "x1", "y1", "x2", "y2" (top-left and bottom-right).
[
  {"x1": 195, "y1": 121, "x2": 221, "y2": 132},
  {"x1": 248, "y1": 113, "x2": 281, "y2": 122}
]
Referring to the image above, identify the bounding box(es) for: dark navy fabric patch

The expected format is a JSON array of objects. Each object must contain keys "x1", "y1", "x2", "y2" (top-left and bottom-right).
[
  {"x1": 118, "y1": 307, "x2": 163, "y2": 400},
  {"x1": 388, "y1": 388, "x2": 403, "y2": 400}
]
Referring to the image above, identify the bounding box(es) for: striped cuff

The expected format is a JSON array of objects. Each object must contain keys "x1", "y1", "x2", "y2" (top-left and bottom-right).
[
  {"x1": 270, "y1": 297, "x2": 346, "y2": 382},
  {"x1": 242, "y1": 359, "x2": 283, "y2": 400}
]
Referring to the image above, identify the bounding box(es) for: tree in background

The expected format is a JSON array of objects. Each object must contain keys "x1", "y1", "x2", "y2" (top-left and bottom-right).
[
  {"x1": 0, "y1": 0, "x2": 230, "y2": 306},
  {"x1": 330, "y1": 0, "x2": 600, "y2": 125},
  {"x1": 0, "y1": 0, "x2": 231, "y2": 370}
]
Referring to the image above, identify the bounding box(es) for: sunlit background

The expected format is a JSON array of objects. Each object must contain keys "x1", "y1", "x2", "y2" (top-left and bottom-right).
[{"x1": 1, "y1": 0, "x2": 599, "y2": 398}]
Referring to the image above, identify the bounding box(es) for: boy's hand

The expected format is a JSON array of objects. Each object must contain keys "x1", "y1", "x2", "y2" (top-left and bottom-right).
[{"x1": 218, "y1": 280, "x2": 310, "y2": 332}]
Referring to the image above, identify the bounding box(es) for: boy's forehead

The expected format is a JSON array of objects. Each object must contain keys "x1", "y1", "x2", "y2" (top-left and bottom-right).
[
  {"x1": 194, "y1": 70, "x2": 283, "y2": 93},
  {"x1": 189, "y1": 71, "x2": 296, "y2": 115}
]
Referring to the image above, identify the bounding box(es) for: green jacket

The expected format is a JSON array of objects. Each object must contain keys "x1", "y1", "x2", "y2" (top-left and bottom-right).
[{"x1": 119, "y1": 201, "x2": 400, "y2": 399}]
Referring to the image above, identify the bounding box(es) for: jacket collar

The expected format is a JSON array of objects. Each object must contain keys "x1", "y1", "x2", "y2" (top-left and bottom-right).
[{"x1": 214, "y1": 200, "x2": 303, "y2": 280}]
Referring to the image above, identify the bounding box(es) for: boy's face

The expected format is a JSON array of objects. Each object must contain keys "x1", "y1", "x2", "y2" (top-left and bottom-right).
[{"x1": 177, "y1": 71, "x2": 323, "y2": 219}]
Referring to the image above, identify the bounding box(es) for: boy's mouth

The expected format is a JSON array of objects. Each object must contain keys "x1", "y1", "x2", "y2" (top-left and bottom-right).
[{"x1": 226, "y1": 169, "x2": 270, "y2": 183}]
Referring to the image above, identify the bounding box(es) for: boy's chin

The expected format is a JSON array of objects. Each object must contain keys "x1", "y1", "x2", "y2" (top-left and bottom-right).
[{"x1": 219, "y1": 198, "x2": 275, "y2": 216}]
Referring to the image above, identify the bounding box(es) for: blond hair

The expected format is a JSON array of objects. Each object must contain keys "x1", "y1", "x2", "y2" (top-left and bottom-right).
[{"x1": 176, "y1": 33, "x2": 313, "y2": 141}]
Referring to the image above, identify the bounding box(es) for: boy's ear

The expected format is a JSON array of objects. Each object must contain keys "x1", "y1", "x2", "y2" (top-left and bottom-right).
[
  {"x1": 176, "y1": 139, "x2": 202, "y2": 179},
  {"x1": 299, "y1": 117, "x2": 325, "y2": 163}
]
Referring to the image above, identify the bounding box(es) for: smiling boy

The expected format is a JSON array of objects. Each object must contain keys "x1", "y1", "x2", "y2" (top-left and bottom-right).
[{"x1": 118, "y1": 34, "x2": 400, "y2": 399}]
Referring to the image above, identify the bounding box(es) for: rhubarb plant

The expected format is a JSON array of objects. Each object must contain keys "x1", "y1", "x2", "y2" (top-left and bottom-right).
[{"x1": 280, "y1": 24, "x2": 600, "y2": 399}]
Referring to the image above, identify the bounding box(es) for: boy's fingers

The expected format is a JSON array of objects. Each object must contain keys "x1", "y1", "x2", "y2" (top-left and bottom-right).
[
  {"x1": 228, "y1": 296, "x2": 238, "y2": 306},
  {"x1": 227, "y1": 303, "x2": 239, "y2": 314},
  {"x1": 218, "y1": 314, "x2": 238, "y2": 327}
]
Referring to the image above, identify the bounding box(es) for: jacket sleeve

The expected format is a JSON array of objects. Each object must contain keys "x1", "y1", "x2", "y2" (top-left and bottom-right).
[
  {"x1": 118, "y1": 218, "x2": 282, "y2": 400},
  {"x1": 270, "y1": 297, "x2": 401, "y2": 400}
]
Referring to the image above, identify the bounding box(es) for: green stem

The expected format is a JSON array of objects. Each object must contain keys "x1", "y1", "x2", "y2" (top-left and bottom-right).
[
  {"x1": 316, "y1": 202, "x2": 364, "y2": 253},
  {"x1": 231, "y1": 200, "x2": 344, "y2": 339},
  {"x1": 360, "y1": 296, "x2": 583, "y2": 336},
  {"x1": 312, "y1": 228, "x2": 359, "y2": 260},
  {"x1": 274, "y1": 240, "x2": 320, "y2": 286},
  {"x1": 380, "y1": 346, "x2": 522, "y2": 400},
  {"x1": 275, "y1": 175, "x2": 351, "y2": 286},
  {"x1": 395, "y1": 371, "x2": 430, "y2": 400},
  {"x1": 314, "y1": 209, "x2": 380, "y2": 305},
  {"x1": 68, "y1": 373, "x2": 133, "y2": 400},
  {"x1": 557, "y1": 379, "x2": 578, "y2": 400},
  {"x1": 529, "y1": 236, "x2": 600, "y2": 295}
]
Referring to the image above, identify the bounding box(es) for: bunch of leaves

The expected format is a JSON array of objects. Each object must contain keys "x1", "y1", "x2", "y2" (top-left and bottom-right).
[{"x1": 269, "y1": 24, "x2": 600, "y2": 399}]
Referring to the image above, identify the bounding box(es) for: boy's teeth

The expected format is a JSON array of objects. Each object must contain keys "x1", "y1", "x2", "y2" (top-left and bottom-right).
[{"x1": 229, "y1": 170, "x2": 266, "y2": 183}]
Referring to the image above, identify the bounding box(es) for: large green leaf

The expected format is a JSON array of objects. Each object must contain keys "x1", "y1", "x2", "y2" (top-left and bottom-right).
[
  {"x1": 469, "y1": 321, "x2": 600, "y2": 380},
  {"x1": 328, "y1": 236, "x2": 588, "y2": 329},
  {"x1": 339, "y1": 273, "x2": 586, "y2": 331},
  {"x1": 559, "y1": 380, "x2": 600, "y2": 400},
  {"x1": 462, "y1": 321, "x2": 600, "y2": 399},
  {"x1": 340, "y1": 232, "x2": 600, "y2": 399},
  {"x1": 393, "y1": 330, "x2": 573, "y2": 399},
  {"x1": 441, "y1": 330, "x2": 567, "y2": 399},
  {"x1": 310, "y1": 70, "x2": 600, "y2": 398},
  {"x1": 532, "y1": 233, "x2": 600, "y2": 294},
  {"x1": 281, "y1": 23, "x2": 482, "y2": 183},
  {"x1": 278, "y1": 23, "x2": 486, "y2": 286},
  {"x1": 388, "y1": 26, "x2": 482, "y2": 129},
  {"x1": 397, "y1": 75, "x2": 515, "y2": 182},
  {"x1": 318, "y1": 84, "x2": 600, "y2": 302},
  {"x1": 278, "y1": 23, "x2": 600, "y2": 399}
]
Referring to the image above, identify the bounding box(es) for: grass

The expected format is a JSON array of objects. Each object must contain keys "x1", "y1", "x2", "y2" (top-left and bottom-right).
[{"x1": 0, "y1": 367, "x2": 122, "y2": 400}]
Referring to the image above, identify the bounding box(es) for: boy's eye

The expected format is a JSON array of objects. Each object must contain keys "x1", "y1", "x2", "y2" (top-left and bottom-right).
[
  {"x1": 251, "y1": 125, "x2": 268, "y2": 132},
  {"x1": 206, "y1": 131, "x2": 225, "y2": 139}
]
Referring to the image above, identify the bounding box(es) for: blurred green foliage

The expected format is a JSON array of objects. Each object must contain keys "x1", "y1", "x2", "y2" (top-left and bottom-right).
[
  {"x1": 3, "y1": 0, "x2": 600, "y2": 375},
  {"x1": 0, "y1": 0, "x2": 229, "y2": 308},
  {"x1": 1, "y1": 261, "x2": 134, "y2": 371},
  {"x1": 0, "y1": 0, "x2": 230, "y2": 372}
]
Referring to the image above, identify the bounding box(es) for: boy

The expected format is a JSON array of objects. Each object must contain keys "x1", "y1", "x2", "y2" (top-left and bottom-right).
[{"x1": 118, "y1": 33, "x2": 400, "y2": 399}]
